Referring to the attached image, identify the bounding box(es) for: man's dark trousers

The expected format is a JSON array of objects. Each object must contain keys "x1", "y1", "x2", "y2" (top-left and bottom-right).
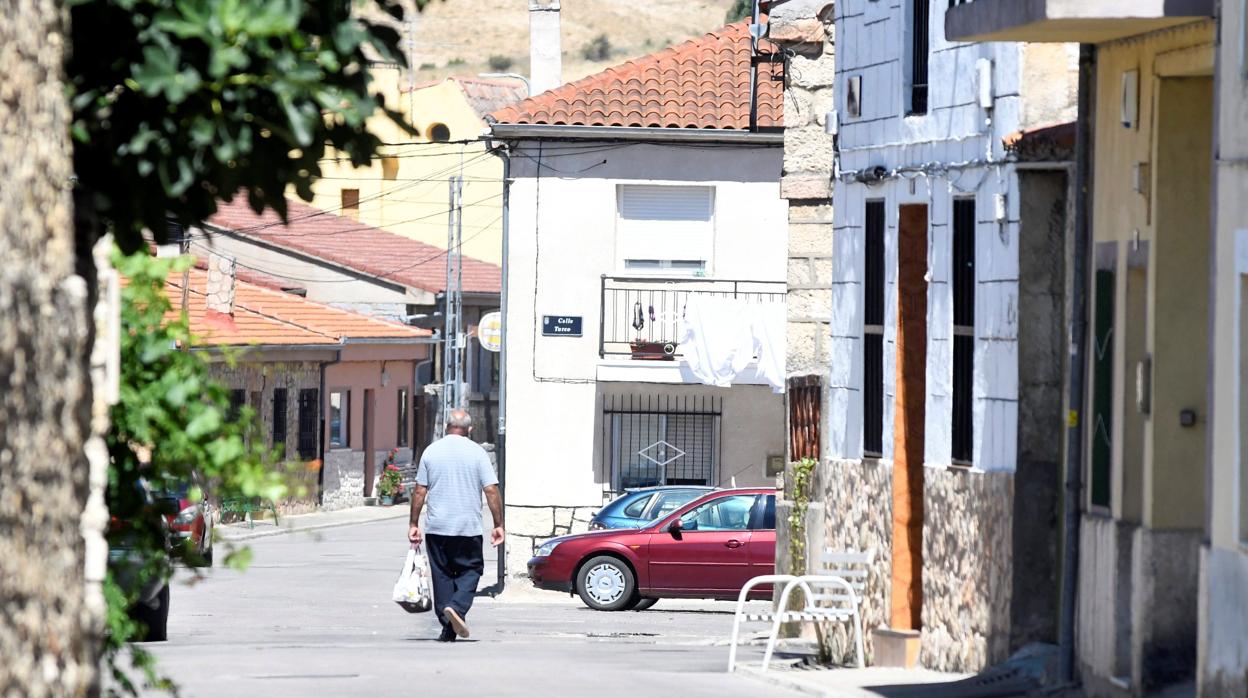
[{"x1": 425, "y1": 533, "x2": 484, "y2": 633}]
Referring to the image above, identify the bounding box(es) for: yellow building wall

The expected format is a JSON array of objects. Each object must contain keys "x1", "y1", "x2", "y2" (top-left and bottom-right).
[
  {"x1": 1090, "y1": 21, "x2": 1215, "y2": 530},
  {"x1": 305, "y1": 67, "x2": 505, "y2": 265}
]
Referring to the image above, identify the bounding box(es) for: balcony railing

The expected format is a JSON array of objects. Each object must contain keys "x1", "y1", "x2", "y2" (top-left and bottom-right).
[{"x1": 599, "y1": 275, "x2": 786, "y2": 359}]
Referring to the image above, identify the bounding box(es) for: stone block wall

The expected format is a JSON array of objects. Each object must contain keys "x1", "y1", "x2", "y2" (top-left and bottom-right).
[
  {"x1": 770, "y1": 2, "x2": 836, "y2": 464},
  {"x1": 921, "y1": 469, "x2": 1013, "y2": 672},
  {"x1": 505, "y1": 503, "x2": 598, "y2": 579},
  {"x1": 821, "y1": 459, "x2": 893, "y2": 664},
  {"x1": 206, "y1": 359, "x2": 320, "y2": 462},
  {"x1": 322, "y1": 449, "x2": 365, "y2": 511}
]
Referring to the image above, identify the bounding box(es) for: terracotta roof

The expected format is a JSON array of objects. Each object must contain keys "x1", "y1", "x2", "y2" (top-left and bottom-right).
[
  {"x1": 160, "y1": 268, "x2": 430, "y2": 347},
  {"x1": 1004, "y1": 121, "x2": 1076, "y2": 162},
  {"x1": 206, "y1": 197, "x2": 502, "y2": 295},
  {"x1": 489, "y1": 20, "x2": 783, "y2": 130},
  {"x1": 405, "y1": 76, "x2": 528, "y2": 119}
]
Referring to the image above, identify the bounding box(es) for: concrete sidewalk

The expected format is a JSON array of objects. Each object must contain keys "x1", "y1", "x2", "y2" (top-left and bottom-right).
[
  {"x1": 736, "y1": 665, "x2": 977, "y2": 698},
  {"x1": 216, "y1": 504, "x2": 408, "y2": 542}
]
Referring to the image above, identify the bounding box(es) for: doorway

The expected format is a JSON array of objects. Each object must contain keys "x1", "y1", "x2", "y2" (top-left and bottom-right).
[{"x1": 892, "y1": 203, "x2": 928, "y2": 631}]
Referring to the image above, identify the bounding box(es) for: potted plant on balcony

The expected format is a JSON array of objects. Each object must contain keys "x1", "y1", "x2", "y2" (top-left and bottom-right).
[{"x1": 628, "y1": 302, "x2": 676, "y2": 360}]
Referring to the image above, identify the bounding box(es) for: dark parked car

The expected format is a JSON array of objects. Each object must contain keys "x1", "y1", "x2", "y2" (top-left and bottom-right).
[
  {"x1": 588, "y1": 486, "x2": 714, "y2": 530},
  {"x1": 156, "y1": 483, "x2": 213, "y2": 566},
  {"x1": 529, "y1": 488, "x2": 777, "y2": 611}
]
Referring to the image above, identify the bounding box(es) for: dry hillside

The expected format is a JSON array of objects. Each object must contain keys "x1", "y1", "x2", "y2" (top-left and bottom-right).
[{"x1": 405, "y1": 0, "x2": 742, "y2": 86}]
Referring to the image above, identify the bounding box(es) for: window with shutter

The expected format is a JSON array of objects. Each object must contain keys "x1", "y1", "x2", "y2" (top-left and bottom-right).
[{"x1": 616, "y1": 185, "x2": 714, "y2": 275}]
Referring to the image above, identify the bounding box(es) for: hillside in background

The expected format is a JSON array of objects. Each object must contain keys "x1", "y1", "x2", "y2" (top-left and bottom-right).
[{"x1": 406, "y1": 0, "x2": 743, "y2": 88}]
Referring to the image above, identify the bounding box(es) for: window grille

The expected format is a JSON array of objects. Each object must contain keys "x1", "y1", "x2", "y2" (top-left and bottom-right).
[
  {"x1": 788, "y1": 375, "x2": 822, "y2": 461},
  {"x1": 864, "y1": 200, "x2": 886, "y2": 457},
  {"x1": 297, "y1": 388, "x2": 319, "y2": 460},
  {"x1": 952, "y1": 198, "x2": 975, "y2": 464},
  {"x1": 272, "y1": 388, "x2": 288, "y2": 453},
  {"x1": 602, "y1": 394, "x2": 720, "y2": 492},
  {"x1": 909, "y1": 0, "x2": 931, "y2": 115},
  {"x1": 228, "y1": 389, "x2": 245, "y2": 424}
]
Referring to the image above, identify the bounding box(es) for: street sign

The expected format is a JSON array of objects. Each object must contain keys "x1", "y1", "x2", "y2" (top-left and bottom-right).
[
  {"x1": 478, "y1": 311, "x2": 502, "y2": 352},
  {"x1": 542, "y1": 315, "x2": 582, "y2": 337}
]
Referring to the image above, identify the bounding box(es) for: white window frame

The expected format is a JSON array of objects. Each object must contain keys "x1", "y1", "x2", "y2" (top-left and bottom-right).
[{"x1": 615, "y1": 184, "x2": 715, "y2": 277}]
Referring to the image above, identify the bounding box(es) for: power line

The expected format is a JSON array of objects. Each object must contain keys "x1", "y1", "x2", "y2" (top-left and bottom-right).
[{"x1": 188, "y1": 213, "x2": 502, "y2": 285}]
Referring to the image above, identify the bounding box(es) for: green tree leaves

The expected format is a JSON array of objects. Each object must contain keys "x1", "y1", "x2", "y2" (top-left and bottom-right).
[{"x1": 69, "y1": 0, "x2": 417, "y2": 251}]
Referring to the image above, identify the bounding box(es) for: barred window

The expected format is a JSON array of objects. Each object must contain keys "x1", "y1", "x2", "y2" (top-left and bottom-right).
[
  {"x1": 864, "y1": 200, "x2": 886, "y2": 457},
  {"x1": 952, "y1": 198, "x2": 976, "y2": 464},
  {"x1": 297, "y1": 389, "x2": 319, "y2": 460},
  {"x1": 603, "y1": 394, "x2": 720, "y2": 491},
  {"x1": 272, "y1": 388, "x2": 288, "y2": 454}
]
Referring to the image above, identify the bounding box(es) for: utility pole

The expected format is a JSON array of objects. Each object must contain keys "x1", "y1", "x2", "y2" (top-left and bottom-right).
[{"x1": 438, "y1": 174, "x2": 464, "y2": 437}]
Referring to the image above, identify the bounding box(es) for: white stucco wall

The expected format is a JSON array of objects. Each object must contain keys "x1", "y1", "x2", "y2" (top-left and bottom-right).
[
  {"x1": 503, "y1": 140, "x2": 788, "y2": 507},
  {"x1": 828, "y1": 0, "x2": 1074, "y2": 472}
]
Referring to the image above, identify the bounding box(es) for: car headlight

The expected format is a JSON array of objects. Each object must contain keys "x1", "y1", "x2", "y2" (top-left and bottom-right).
[
  {"x1": 173, "y1": 506, "x2": 197, "y2": 525},
  {"x1": 535, "y1": 540, "x2": 562, "y2": 557}
]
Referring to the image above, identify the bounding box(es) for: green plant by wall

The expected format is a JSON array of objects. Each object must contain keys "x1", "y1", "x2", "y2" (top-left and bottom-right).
[
  {"x1": 104, "y1": 250, "x2": 290, "y2": 695},
  {"x1": 786, "y1": 457, "x2": 818, "y2": 576},
  {"x1": 785, "y1": 456, "x2": 832, "y2": 664}
]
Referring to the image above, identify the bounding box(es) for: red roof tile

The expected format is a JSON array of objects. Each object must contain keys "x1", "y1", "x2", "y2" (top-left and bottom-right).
[
  {"x1": 489, "y1": 20, "x2": 783, "y2": 130},
  {"x1": 206, "y1": 197, "x2": 501, "y2": 295},
  {"x1": 161, "y1": 268, "x2": 430, "y2": 347}
]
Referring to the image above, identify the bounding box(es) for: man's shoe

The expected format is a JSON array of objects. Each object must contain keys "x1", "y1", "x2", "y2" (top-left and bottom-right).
[
  {"x1": 436, "y1": 628, "x2": 457, "y2": 643},
  {"x1": 444, "y1": 607, "x2": 470, "y2": 639}
]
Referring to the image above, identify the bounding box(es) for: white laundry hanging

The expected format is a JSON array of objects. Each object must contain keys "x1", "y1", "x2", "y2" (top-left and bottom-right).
[
  {"x1": 678, "y1": 296, "x2": 787, "y2": 392},
  {"x1": 750, "y1": 302, "x2": 787, "y2": 394},
  {"x1": 678, "y1": 295, "x2": 755, "y2": 387}
]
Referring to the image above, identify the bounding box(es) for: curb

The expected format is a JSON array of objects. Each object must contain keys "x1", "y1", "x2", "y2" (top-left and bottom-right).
[
  {"x1": 219, "y1": 507, "x2": 408, "y2": 542},
  {"x1": 735, "y1": 666, "x2": 830, "y2": 698}
]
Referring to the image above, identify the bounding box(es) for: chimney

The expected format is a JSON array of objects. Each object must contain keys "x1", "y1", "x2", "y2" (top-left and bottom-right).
[
  {"x1": 205, "y1": 253, "x2": 237, "y2": 316},
  {"x1": 528, "y1": 0, "x2": 562, "y2": 95}
]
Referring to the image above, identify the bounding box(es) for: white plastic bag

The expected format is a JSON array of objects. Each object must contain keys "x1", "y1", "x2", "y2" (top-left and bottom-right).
[{"x1": 392, "y1": 543, "x2": 433, "y2": 613}]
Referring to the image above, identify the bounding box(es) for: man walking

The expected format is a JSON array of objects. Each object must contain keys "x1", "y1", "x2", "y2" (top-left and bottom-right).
[{"x1": 408, "y1": 409, "x2": 504, "y2": 642}]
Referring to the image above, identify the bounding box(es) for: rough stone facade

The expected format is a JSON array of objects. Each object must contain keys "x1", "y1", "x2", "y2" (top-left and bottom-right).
[
  {"x1": 770, "y1": 2, "x2": 836, "y2": 469},
  {"x1": 323, "y1": 449, "x2": 366, "y2": 511},
  {"x1": 820, "y1": 459, "x2": 893, "y2": 664},
  {"x1": 921, "y1": 469, "x2": 1014, "y2": 673},
  {"x1": 0, "y1": 1, "x2": 96, "y2": 693},
  {"x1": 505, "y1": 503, "x2": 598, "y2": 577},
  {"x1": 207, "y1": 359, "x2": 326, "y2": 509}
]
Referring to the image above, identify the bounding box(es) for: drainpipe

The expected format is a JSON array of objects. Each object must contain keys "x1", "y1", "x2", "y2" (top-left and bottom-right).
[
  {"x1": 748, "y1": 0, "x2": 760, "y2": 132},
  {"x1": 1059, "y1": 43, "x2": 1096, "y2": 685},
  {"x1": 318, "y1": 349, "x2": 343, "y2": 505},
  {"x1": 482, "y1": 141, "x2": 511, "y2": 596}
]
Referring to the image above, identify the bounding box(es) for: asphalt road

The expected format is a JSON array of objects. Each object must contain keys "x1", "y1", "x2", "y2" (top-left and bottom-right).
[{"x1": 138, "y1": 516, "x2": 799, "y2": 698}]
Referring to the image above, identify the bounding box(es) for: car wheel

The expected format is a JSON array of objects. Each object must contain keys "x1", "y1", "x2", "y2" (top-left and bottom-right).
[
  {"x1": 576, "y1": 556, "x2": 636, "y2": 611},
  {"x1": 632, "y1": 597, "x2": 658, "y2": 611},
  {"x1": 137, "y1": 584, "x2": 169, "y2": 642}
]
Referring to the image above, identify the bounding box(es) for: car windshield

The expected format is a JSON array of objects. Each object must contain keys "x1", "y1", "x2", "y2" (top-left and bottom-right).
[
  {"x1": 679, "y1": 494, "x2": 756, "y2": 531},
  {"x1": 650, "y1": 490, "x2": 704, "y2": 519}
]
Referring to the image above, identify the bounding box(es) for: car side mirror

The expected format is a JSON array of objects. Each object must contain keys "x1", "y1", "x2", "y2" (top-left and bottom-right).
[{"x1": 667, "y1": 519, "x2": 683, "y2": 539}]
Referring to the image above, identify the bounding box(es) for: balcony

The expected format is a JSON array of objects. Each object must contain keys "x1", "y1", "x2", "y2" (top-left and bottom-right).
[
  {"x1": 945, "y1": 0, "x2": 1214, "y2": 44},
  {"x1": 597, "y1": 275, "x2": 785, "y2": 383}
]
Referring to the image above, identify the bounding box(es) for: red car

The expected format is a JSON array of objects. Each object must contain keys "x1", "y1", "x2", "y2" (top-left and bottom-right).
[{"x1": 528, "y1": 488, "x2": 777, "y2": 611}]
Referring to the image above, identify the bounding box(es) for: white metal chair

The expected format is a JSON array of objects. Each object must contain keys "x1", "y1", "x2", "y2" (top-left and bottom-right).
[
  {"x1": 727, "y1": 574, "x2": 798, "y2": 672},
  {"x1": 727, "y1": 548, "x2": 874, "y2": 672}
]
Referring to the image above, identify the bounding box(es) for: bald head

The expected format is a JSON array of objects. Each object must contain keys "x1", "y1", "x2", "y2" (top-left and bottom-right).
[{"x1": 446, "y1": 409, "x2": 473, "y2": 436}]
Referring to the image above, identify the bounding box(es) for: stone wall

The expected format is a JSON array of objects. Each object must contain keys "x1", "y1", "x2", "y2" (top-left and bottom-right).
[
  {"x1": 1199, "y1": 545, "x2": 1248, "y2": 697},
  {"x1": 206, "y1": 359, "x2": 320, "y2": 463},
  {"x1": 821, "y1": 459, "x2": 893, "y2": 664},
  {"x1": 921, "y1": 468, "x2": 1013, "y2": 672},
  {"x1": 771, "y1": 2, "x2": 836, "y2": 464},
  {"x1": 505, "y1": 503, "x2": 598, "y2": 578},
  {"x1": 322, "y1": 449, "x2": 366, "y2": 510}
]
